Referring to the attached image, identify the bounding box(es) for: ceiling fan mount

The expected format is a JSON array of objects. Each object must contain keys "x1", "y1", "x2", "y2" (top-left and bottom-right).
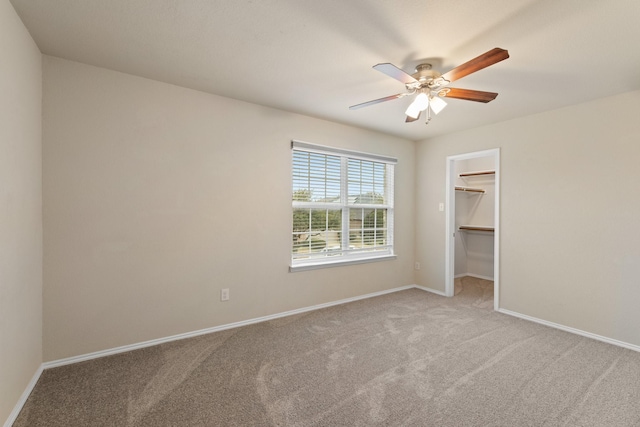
[
  {"x1": 349, "y1": 48, "x2": 509, "y2": 124},
  {"x1": 408, "y1": 63, "x2": 443, "y2": 90}
]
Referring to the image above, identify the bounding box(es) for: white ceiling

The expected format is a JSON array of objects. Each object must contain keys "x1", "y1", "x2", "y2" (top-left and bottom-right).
[{"x1": 10, "y1": 0, "x2": 640, "y2": 141}]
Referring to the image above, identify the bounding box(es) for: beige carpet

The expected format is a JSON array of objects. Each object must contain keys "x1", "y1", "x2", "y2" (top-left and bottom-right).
[{"x1": 14, "y1": 277, "x2": 640, "y2": 426}]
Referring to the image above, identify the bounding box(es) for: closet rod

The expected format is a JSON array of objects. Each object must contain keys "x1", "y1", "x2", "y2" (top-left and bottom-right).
[
  {"x1": 459, "y1": 170, "x2": 495, "y2": 177},
  {"x1": 458, "y1": 225, "x2": 495, "y2": 232},
  {"x1": 455, "y1": 186, "x2": 485, "y2": 193}
]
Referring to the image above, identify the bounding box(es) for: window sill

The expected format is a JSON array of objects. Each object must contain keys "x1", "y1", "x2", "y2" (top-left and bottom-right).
[{"x1": 289, "y1": 255, "x2": 397, "y2": 272}]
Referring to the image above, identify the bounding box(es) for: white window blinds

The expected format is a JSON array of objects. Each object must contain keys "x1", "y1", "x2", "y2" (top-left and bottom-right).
[{"x1": 291, "y1": 140, "x2": 396, "y2": 269}]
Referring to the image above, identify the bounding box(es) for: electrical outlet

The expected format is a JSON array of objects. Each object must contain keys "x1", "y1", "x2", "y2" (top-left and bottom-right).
[
  {"x1": 220, "y1": 288, "x2": 230, "y2": 301},
  {"x1": 415, "y1": 262, "x2": 420, "y2": 270}
]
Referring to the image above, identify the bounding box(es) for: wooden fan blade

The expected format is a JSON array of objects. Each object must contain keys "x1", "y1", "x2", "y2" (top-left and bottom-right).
[
  {"x1": 349, "y1": 93, "x2": 408, "y2": 110},
  {"x1": 373, "y1": 63, "x2": 419, "y2": 85},
  {"x1": 440, "y1": 48, "x2": 509, "y2": 84},
  {"x1": 405, "y1": 112, "x2": 421, "y2": 122},
  {"x1": 440, "y1": 88, "x2": 499, "y2": 103}
]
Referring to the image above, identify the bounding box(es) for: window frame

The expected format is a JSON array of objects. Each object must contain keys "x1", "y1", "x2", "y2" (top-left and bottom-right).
[{"x1": 290, "y1": 140, "x2": 397, "y2": 272}]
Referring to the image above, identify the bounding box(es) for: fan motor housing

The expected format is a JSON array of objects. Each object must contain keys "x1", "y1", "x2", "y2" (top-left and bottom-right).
[{"x1": 408, "y1": 63, "x2": 442, "y2": 90}]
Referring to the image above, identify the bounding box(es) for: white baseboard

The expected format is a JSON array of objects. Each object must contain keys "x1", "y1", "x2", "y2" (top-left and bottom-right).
[
  {"x1": 454, "y1": 273, "x2": 494, "y2": 281},
  {"x1": 457, "y1": 273, "x2": 494, "y2": 281},
  {"x1": 498, "y1": 308, "x2": 640, "y2": 353},
  {"x1": 43, "y1": 284, "x2": 417, "y2": 369},
  {"x1": 413, "y1": 285, "x2": 447, "y2": 297},
  {"x1": 4, "y1": 364, "x2": 43, "y2": 427},
  {"x1": 467, "y1": 273, "x2": 494, "y2": 281}
]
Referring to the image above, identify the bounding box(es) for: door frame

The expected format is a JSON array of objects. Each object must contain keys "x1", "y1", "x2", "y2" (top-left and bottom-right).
[{"x1": 445, "y1": 148, "x2": 500, "y2": 310}]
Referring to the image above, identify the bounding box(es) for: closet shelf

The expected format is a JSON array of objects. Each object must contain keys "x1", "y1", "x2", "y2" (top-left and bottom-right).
[
  {"x1": 455, "y1": 186, "x2": 485, "y2": 194},
  {"x1": 458, "y1": 225, "x2": 494, "y2": 233},
  {"x1": 459, "y1": 170, "x2": 495, "y2": 178}
]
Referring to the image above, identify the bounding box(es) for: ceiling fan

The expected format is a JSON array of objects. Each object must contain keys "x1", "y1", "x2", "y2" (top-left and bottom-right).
[{"x1": 349, "y1": 48, "x2": 509, "y2": 124}]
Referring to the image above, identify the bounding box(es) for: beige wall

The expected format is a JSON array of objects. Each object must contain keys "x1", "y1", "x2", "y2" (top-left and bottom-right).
[
  {"x1": 0, "y1": 1, "x2": 43, "y2": 424},
  {"x1": 42, "y1": 56, "x2": 416, "y2": 361},
  {"x1": 416, "y1": 90, "x2": 640, "y2": 347}
]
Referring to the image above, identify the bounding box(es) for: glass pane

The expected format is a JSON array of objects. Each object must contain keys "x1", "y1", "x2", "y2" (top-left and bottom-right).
[
  {"x1": 348, "y1": 208, "x2": 363, "y2": 249},
  {"x1": 292, "y1": 189, "x2": 311, "y2": 202},
  {"x1": 348, "y1": 159, "x2": 387, "y2": 205},
  {"x1": 292, "y1": 233, "x2": 308, "y2": 254},
  {"x1": 292, "y1": 151, "x2": 341, "y2": 203},
  {"x1": 349, "y1": 208, "x2": 387, "y2": 250},
  {"x1": 362, "y1": 208, "x2": 375, "y2": 246},
  {"x1": 292, "y1": 208, "x2": 342, "y2": 256},
  {"x1": 293, "y1": 208, "x2": 310, "y2": 230}
]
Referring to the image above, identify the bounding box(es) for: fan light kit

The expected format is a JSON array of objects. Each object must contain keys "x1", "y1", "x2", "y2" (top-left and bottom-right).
[{"x1": 350, "y1": 48, "x2": 510, "y2": 125}]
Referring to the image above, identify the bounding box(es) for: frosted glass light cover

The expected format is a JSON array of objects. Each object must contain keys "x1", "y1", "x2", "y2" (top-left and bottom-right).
[
  {"x1": 430, "y1": 96, "x2": 447, "y2": 114},
  {"x1": 405, "y1": 103, "x2": 421, "y2": 118}
]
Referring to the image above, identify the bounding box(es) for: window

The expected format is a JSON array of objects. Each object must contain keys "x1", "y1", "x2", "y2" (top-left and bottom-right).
[{"x1": 291, "y1": 141, "x2": 396, "y2": 270}]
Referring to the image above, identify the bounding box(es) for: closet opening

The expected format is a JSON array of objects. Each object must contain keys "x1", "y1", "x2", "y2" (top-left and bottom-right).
[{"x1": 445, "y1": 149, "x2": 500, "y2": 310}]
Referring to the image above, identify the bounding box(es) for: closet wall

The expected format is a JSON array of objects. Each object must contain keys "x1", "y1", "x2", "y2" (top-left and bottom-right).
[{"x1": 454, "y1": 156, "x2": 495, "y2": 280}]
